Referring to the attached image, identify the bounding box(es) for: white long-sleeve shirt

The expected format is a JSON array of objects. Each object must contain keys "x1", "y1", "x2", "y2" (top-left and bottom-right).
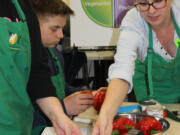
[{"x1": 108, "y1": 1, "x2": 180, "y2": 93}]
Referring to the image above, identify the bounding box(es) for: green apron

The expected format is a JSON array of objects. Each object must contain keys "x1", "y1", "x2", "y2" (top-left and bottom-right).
[
  {"x1": 32, "y1": 49, "x2": 66, "y2": 135},
  {"x1": 48, "y1": 48, "x2": 65, "y2": 99},
  {"x1": 0, "y1": 0, "x2": 33, "y2": 135},
  {"x1": 133, "y1": 11, "x2": 180, "y2": 104}
]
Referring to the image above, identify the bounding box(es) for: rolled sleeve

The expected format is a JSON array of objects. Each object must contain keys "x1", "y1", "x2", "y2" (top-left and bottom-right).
[
  {"x1": 108, "y1": 30, "x2": 140, "y2": 93},
  {"x1": 108, "y1": 9, "x2": 146, "y2": 93}
]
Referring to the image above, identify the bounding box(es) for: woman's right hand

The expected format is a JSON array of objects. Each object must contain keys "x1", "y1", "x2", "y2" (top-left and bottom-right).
[
  {"x1": 92, "y1": 112, "x2": 113, "y2": 135},
  {"x1": 92, "y1": 79, "x2": 129, "y2": 135}
]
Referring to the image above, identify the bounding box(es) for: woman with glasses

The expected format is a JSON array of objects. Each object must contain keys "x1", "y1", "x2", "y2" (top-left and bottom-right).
[{"x1": 92, "y1": 0, "x2": 180, "y2": 135}]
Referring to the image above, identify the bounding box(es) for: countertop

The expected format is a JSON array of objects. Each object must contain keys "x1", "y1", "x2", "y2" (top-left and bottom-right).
[
  {"x1": 41, "y1": 102, "x2": 180, "y2": 135},
  {"x1": 75, "y1": 102, "x2": 180, "y2": 135}
]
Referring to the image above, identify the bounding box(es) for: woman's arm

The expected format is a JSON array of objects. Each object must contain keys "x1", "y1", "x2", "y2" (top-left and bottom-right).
[{"x1": 92, "y1": 78, "x2": 129, "y2": 135}]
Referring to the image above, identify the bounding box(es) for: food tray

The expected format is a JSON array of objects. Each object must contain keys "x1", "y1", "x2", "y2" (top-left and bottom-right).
[{"x1": 115, "y1": 113, "x2": 170, "y2": 132}]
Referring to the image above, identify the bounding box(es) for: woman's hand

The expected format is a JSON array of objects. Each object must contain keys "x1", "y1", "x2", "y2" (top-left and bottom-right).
[
  {"x1": 92, "y1": 112, "x2": 113, "y2": 135},
  {"x1": 64, "y1": 91, "x2": 94, "y2": 115},
  {"x1": 92, "y1": 79, "x2": 129, "y2": 135}
]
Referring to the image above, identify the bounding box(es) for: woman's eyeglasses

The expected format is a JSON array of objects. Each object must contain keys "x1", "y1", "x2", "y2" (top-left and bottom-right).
[{"x1": 134, "y1": 0, "x2": 167, "y2": 12}]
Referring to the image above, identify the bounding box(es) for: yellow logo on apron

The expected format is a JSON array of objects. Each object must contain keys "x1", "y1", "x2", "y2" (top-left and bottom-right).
[{"x1": 9, "y1": 33, "x2": 18, "y2": 45}]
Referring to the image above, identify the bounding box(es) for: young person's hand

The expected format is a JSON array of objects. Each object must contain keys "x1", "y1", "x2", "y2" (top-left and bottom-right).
[
  {"x1": 52, "y1": 113, "x2": 81, "y2": 135},
  {"x1": 36, "y1": 97, "x2": 82, "y2": 135},
  {"x1": 64, "y1": 91, "x2": 94, "y2": 115}
]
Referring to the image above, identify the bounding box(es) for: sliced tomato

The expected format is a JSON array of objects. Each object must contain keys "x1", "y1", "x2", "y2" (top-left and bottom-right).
[{"x1": 80, "y1": 89, "x2": 93, "y2": 95}]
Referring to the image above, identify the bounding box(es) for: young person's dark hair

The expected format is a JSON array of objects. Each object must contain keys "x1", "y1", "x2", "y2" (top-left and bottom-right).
[{"x1": 30, "y1": 0, "x2": 74, "y2": 17}]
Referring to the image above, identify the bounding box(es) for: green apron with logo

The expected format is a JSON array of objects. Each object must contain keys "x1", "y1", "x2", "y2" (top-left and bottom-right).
[
  {"x1": 133, "y1": 12, "x2": 180, "y2": 104},
  {"x1": 0, "y1": 0, "x2": 33, "y2": 134},
  {"x1": 48, "y1": 48, "x2": 65, "y2": 99}
]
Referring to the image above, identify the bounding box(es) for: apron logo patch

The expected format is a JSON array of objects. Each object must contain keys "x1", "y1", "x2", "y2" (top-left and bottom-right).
[
  {"x1": 175, "y1": 38, "x2": 180, "y2": 48},
  {"x1": 9, "y1": 34, "x2": 18, "y2": 45}
]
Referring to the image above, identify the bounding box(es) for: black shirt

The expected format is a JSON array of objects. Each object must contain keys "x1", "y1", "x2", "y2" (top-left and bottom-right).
[{"x1": 0, "y1": 0, "x2": 57, "y2": 102}]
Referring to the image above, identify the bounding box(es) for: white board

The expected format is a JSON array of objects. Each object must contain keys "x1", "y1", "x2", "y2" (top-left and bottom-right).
[{"x1": 70, "y1": 0, "x2": 134, "y2": 48}]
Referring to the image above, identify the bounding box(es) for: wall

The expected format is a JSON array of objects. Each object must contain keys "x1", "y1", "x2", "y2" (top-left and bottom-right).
[{"x1": 62, "y1": 0, "x2": 70, "y2": 6}]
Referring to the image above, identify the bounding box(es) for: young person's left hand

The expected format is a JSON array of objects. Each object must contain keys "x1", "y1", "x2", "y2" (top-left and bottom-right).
[
  {"x1": 52, "y1": 113, "x2": 82, "y2": 135},
  {"x1": 36, "y1": 97, "x2": 82, "y2": 135}
]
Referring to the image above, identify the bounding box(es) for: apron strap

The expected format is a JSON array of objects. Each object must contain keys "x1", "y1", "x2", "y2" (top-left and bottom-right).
[
  {"x1": 147, "y1": 23, "x2": 154, "y2": 98},
  {"x1": 171, "y1": 10, "x2": 180, "y2": 37},
  {"x1": 11, "y1": 0, "x2": 26, "y2": 21},
  {"x1": 171, "y1": 10, "x2": 180, "y2": 48},
  {"x1": 48, "y1": 48, "x2": 60, "y2": 68},
  {"x1": 48, "y1": 48, "x2": 65, "y2": 99},
  {"x1": 48, "y1": 49, "x2": 64, "y2": 77}
]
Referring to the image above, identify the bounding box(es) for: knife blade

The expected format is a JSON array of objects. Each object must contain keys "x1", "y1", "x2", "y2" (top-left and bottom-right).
[{"x1": 164, "y1": 109, "x2": 180, "y2": 122}]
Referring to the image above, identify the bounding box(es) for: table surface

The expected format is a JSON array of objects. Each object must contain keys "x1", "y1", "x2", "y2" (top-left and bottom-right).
[
  {"x1": 85, "y1": 51, "x2": 114, "y2": 60},
  {"x1": 41, "y1": 102, "x2": 180, "y2": 135}
]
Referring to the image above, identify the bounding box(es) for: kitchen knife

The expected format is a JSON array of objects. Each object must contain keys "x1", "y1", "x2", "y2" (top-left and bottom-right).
[{"x1": 164, "y1": 109, "x2": 180, "y2": 122}]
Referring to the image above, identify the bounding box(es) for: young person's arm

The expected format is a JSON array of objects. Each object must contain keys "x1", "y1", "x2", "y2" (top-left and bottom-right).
[
  {"x1": 21, "y1": 0, "x2": 81, "y2": 134},
  {"x1": 36, "y1": 97, "x2": 82, "y2": 135}
]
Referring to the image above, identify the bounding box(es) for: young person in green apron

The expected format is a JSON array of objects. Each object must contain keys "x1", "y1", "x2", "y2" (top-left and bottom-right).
[
  {"x1": 92, "y1": 0, "x2": 180, "y2": 135},
  {"x1": 30, "y1": 0, "x2": 98, "y2": 133},
  {"x1": 0, "y1": 0, "x2": 82, "y2": 135}
]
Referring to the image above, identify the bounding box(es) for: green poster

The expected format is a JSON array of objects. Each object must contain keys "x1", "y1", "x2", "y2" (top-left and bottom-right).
[{"x1": 81, "y1": 0, "x2": 113, "y2": 27}]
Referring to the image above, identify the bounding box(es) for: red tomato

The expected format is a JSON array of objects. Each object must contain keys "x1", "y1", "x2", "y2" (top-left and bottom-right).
[
  {"x1": 153, "y1": 121, "x2": 162, "y2": 131},
  {"x1": 137, "y1": 116, "x2": 162, "y2": 135},
  {"x1": 113, "y1": 120, "x2": 119, "y2": 130},
  {"x1": 137, "y1": 119, "x2": 151, "y2": 135},
  {"x1": 80, "y1": 89, "x2": 93, "y2": 95},
  {"x1": 163, "y1": 110, "x2": 167, "y2": 118},
  {"x1": 93, "y1": 89, "x2": 106, "y2": 112},
  {"x1": 113, "y1": 117, "x2": 136, "y2": 134}
]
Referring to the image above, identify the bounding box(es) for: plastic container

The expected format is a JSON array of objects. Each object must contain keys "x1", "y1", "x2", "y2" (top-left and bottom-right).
[{"x1": 139, "y1": 99, "x2": 164, "y2": 118}]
